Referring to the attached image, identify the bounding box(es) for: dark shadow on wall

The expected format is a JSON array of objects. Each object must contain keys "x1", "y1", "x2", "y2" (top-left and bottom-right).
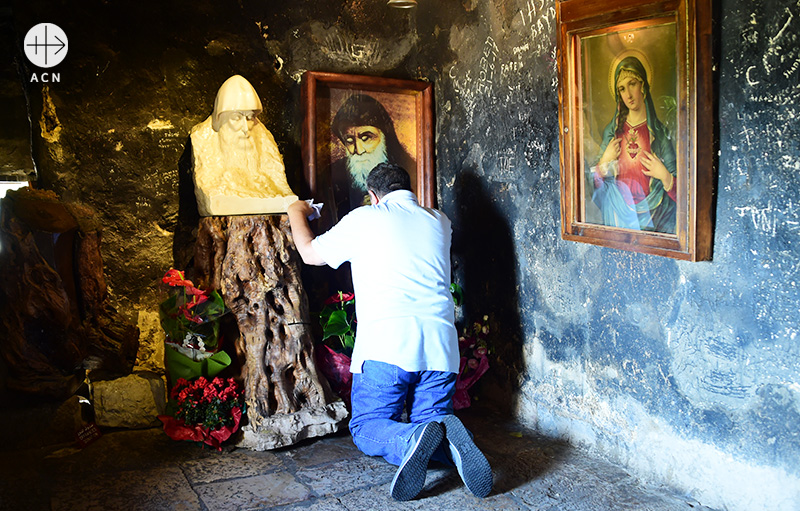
[
  {"x1": 174, "y1": 137, "x2": 200, "y2": 272},
  {"x1": 451, "y1": 171, "x2": 523, "y2": 417}
]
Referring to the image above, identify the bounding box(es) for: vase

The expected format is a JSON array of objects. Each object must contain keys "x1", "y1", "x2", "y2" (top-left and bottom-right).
[
  {"x1": 315, "y1": 344, "x2": 352, "y2": 407},
  {"x1": 164, "y1": 345, "x2": 231, "y2": 385},
  {"x1": 453, "y1": 355, "x2": 489, "y2": 410}
]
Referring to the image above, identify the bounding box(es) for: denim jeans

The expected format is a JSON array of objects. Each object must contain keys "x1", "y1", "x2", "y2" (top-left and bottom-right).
[{"x1": 349, "y1": 360, "x2": 456, "y2": 466}]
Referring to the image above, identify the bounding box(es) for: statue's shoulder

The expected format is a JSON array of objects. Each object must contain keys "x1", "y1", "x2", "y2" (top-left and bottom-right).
[{"x1": 189, "y1": 116, "x2": 214, "y2": 139}]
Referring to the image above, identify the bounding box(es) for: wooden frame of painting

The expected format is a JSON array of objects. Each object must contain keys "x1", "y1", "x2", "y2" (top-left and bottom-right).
[
  {"x1": 301, "y1": 71, "x2": 434, "y2": 226},
  {"x1": 556, "y1": 0, "x2": 714, "y2": 260}
]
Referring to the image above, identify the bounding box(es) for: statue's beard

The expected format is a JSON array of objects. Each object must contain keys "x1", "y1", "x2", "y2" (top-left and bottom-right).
[
  {"x1": 345, "y1": 139, "x2": 388, "y2": 192},
  {"x1": 218, "y1": 128, "x2": 260, "y2": 172}
]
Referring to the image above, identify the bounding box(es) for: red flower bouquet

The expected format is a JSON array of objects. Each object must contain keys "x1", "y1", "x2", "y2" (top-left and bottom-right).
[
  {"x1": 453, "y1": 315, "x2": 492, "y2": 410},
  {"x1": 159, "y1": 269, "x2": 231, "y2": 384},
  {"x1": 158, "y1": 376, "x2": 245, "y2": 450},
  {"x1": 159, "y1": 269, "x2": 228, "y2": 353}
]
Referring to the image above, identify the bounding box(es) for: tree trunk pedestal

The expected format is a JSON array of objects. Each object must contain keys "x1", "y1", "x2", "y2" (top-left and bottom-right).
[{"x1": 194, "y1": 215, "x2": 348, "y2": 450}]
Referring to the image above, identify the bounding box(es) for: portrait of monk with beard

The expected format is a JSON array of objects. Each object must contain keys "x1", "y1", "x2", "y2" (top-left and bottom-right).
[{"x1": 329, "y1": 93, "x2": 416, "y2": 222}]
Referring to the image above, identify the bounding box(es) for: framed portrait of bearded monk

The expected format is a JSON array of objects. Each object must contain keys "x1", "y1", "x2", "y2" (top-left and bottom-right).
[
  {"x1": 301, "y1": 72, "x2": 434, "y2": 226},
  {"x1": 556, "y1": 0, "x2": 714, "y2": 261}
]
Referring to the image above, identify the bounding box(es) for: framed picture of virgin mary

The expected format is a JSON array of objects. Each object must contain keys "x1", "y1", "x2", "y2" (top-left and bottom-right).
[{"x1": 556, "y1": 0, "x2": 714, "y2": 260}]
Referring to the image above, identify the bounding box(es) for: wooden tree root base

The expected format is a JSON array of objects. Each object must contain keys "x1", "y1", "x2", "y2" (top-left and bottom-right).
[
  {"x1": 194, "y1": 214, "x2": 349, "y2": 451},
  {"x1": 236, "y1": 401, "x2": 349, "y2": 451}
]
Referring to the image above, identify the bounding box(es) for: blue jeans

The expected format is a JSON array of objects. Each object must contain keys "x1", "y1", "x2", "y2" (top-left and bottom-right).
[{"x1": 349, "y1": 360, "x2": 456, "y2": 466}]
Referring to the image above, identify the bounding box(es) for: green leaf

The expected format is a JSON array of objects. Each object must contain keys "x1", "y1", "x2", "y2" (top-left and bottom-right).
[
  {"x1": 450, "y1": 283, "x2": 464, "y2": 306},
  {"x1": 195, "y1": 291, "x2": 228, "y2": 322},
  {"x1": 341, "y1": 333, "x2": 355, "y2": 351},
  {"x1": 322, "y1": 309, "x2": 351, "y2": 340}
]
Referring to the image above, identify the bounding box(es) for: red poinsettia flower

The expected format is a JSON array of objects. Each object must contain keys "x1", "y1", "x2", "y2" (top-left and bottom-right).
[{"x1": 159, "y1": 376, "x2": 245, "y2": 451}]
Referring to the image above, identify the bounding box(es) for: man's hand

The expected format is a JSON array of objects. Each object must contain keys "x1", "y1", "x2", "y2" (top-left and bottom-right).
[
  {"x1": 288, "y1": 200, "x2": 314, "y2": 219},
  {"x1": 287, "y1": 200, "x2": 326, "y2": 266}
]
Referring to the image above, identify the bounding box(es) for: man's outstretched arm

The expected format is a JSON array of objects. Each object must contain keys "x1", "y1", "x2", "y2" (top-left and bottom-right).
[{"x1": 287, "y1": 200, "x2": 327, "y2": 266}]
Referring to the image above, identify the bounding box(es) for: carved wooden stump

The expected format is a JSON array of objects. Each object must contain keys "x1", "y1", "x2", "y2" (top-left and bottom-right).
[
  {"x1": 0, "y1": 188, "x2": 139, "y2": 400},
  {"x1": 194, "y1": 215, "x2": 348, "y2": 450}
]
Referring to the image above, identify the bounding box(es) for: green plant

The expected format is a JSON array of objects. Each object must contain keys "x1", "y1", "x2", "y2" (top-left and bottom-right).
[{"x1": 319, "y1": 291, "x2": 356, "y2": 357}]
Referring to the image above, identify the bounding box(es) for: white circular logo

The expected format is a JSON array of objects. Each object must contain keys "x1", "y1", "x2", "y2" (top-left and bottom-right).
[{"x1": 24, "y1": 23, "x2": 68, "y2": 69}]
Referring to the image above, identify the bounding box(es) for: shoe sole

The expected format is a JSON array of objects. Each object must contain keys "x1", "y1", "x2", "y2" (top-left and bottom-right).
[
  {"x1": 442, "y1": 415, "x2": 493, "y2": 498},
  {"x1": 390, "y1": 422, "x2": 444, "y2": 501}
]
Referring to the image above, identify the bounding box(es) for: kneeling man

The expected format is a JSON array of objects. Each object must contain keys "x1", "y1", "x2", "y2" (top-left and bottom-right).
[{"x1": 287, "y1": 163, "x2": 492, "y2": 501}]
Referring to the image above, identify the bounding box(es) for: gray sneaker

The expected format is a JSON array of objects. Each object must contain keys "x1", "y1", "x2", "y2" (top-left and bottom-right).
[
  {"x1": 390, "y1": 421, "x2": 445, "y2": 501},
  {"x1": 441, "y1": 415, "x2": 493, "y2": 497}
]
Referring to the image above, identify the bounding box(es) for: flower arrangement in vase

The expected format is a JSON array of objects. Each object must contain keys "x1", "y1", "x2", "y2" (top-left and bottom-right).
[
  {"x1": 158, "y1": 376, "x2": 245, "y2": 450},
  {"x1": 453, "y1": 314, "x2": 492, "y2": 409},
  {"x1": 319, "y1": 291, "x2": 356, "y2": 357},
  {"x1": 159, "y1": 269, "x2": 231, "y2": 383},
  {"x1": 450, "y1": 282, "x2": 492, "y2": 409},
  {"x1": 313, "y1": 284, "x2": 492, "y2": 410},
  {"x1": 315, "y1": 291, "x2": 356, "y2": 406}
]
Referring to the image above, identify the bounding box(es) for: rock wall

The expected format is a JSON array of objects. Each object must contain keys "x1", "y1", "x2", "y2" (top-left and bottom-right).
[
  {"x1": 434, "y1": 2, "x2": 800, "y2": 511},
  {"x1": 5, "y1": 0, "x2": 799, "y2": 509}
]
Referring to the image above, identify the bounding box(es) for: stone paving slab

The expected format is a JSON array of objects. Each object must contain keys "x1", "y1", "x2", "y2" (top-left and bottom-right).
[
  {"x1": 0, "y1": 408, "x2": 720, "y2": 511},
  {"x1": 195, "y1": 471, "x2": 310, "y2": 510},
  {"x1": 339, "y1": 474, "x2": 529, "y2": 511},
  {"x1": 276, "y1": 432, "x2": 361, "y2": 469},
  {"x1": 180, "y1": 449, "x2": 284, "y2": 484},
  {"x1": 50, "y1": 465, "x2": 201, "y2": 511},
  {"x1": 271, "y1": 497, "x2": 350, "y2": 511},
  {"x1": 336, "y1": 480, "x2": 529, "y2": 511},
  {"x1": 296, "y1": 454, "x2": 397, "y2": 496}
]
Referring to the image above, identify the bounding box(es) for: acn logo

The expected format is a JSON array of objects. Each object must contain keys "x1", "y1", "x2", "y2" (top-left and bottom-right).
[{"x1": 24, "y1": 23, "x2": 68, "y2": 69}]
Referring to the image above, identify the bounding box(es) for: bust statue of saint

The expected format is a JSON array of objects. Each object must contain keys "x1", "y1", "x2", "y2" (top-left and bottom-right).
[{"x1": 190, "y1": 75, "x2": 297, "y2": 216}]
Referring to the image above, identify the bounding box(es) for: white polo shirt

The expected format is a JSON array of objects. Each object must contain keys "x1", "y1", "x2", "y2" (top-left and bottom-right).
[{"x1": 311, "y1": 190, "x2": 459, "y2": 374}]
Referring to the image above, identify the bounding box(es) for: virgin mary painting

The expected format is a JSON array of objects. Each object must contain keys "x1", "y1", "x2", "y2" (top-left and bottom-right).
[{"x1": 589, "y1": 55, "x2": 677, "y2": 234}]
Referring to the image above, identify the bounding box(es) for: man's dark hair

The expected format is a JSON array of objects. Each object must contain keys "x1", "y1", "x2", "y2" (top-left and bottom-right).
[{"x1": 367, "y1": 163, "x2": 412, "y2": 198}]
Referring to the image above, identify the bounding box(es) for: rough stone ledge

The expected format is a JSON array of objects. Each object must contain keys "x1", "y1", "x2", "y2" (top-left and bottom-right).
[{"x1": 236, "y1": 400, "x2": 349, "y2": 451}]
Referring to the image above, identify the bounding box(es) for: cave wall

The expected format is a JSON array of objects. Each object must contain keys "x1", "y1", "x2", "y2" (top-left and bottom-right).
[{"x1": 5, "y1": 1, "x2": 800, "y2": 510}]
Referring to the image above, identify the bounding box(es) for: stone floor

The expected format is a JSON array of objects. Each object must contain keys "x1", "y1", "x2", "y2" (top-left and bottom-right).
[{"x1": 0, "y1": 407, "x2": 717, "y2": 511}]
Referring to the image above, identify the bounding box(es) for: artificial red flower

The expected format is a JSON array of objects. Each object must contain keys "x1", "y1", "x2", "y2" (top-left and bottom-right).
[
  {"x1": 185, "y1": 285, "x2": 208, "y2": 297},
  {"x1": 182, "y1": 308, "x2": 204, "y2": 324},
  {"x1": 324, "y1": 291, "x2": 354, "y2": 305},
  {"x1": 163, "y1": 269, "x2": 194, "y2": 288}
]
